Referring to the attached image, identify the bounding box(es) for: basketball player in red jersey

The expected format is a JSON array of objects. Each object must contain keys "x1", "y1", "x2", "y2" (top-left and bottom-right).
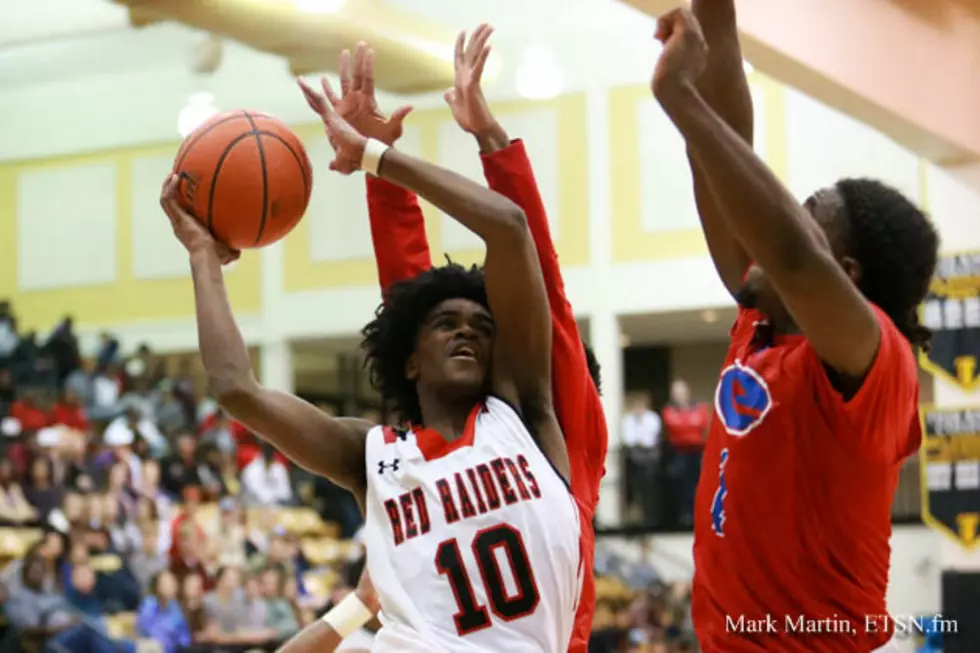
[
  {"x1": 652, "y1": 5, "x2": 938, "y2": 653},
  {"x1": 283, "y1": 28, "x2": 606, "y2": 653}
]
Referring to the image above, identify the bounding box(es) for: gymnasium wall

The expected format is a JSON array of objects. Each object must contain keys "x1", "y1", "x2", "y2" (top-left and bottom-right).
[{"x1": 2, "y1": 30, "x2": 979, "y2": 353}]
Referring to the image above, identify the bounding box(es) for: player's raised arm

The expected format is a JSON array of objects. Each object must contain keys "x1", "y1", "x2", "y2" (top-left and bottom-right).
[
  {"x1": 651, "y1": 10, "x2": 879, "y2": 378},
  {"x1": 301, "y1": 45, "x2": 433, "y2": 294},
  {"x1": 299, "y1": 72, "x2": 571, "y2": 481},
  {"x1": 161, "y1": 177, "x2": 370, "y2": 496},
  {"x1": 685, "y1": 0, "x2": 753, "y2": 295},
  {"x1": 445, "y1": 25, "x2": 603, "y2": 494}
]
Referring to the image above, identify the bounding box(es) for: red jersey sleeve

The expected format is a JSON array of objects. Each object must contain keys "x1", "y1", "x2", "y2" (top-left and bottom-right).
[
  {"x1": 365, "y1": 175, "x2": 432, "y2": 296},
  {"x1": 481, "y1": 140, "x2": 606, "y2": 510},
  {"x1": 808, "y1": 304, "x2": 921, "y2": 463}
]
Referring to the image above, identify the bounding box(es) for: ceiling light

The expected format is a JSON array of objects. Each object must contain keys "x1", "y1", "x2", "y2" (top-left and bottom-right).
[
  {"x1": 293, "y1": 0, "x2": 346, "y2": 13},
  {"x1": 701, "y1": 309, "x2": 719, "y2": 324},
  {"x1": 620, "y1": 334, "x2": 632, "y2": 348},
  {"x1": 178, "y1": 92, "x2": 219, "y2": 138},
  {"x1": 515, "y1": 45, "x2": 564, "y2": 100}
]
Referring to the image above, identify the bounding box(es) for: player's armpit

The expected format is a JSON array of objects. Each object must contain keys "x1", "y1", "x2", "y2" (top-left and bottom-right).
[
  {"x1": 655, "y1": 85, "x2": 880, "y2": 378},
  {"x1": 809, "y1": 305, "x2": 920, "y2": 463},
  {"x1": 218, "y1": 384, "x2": 371, "y2": 496},
  {"x1": 366, "y1": 175, "x2": 431, "y2": 296}
]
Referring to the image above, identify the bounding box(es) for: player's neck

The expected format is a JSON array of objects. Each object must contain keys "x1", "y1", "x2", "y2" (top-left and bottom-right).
[{"x1": 417, "y1": 393, "x2": 477, "y2": 443}]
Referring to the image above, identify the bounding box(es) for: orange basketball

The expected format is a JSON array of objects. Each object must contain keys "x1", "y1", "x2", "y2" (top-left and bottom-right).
[{"x1": 173, "y1": 109, "x2": 312, "y2": 249}]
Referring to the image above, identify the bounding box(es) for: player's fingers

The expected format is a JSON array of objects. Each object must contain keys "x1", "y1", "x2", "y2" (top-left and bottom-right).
[
  {"x1": 364, "y1": 48, "x2": 376, "y2": 98},
  {"x1": 465, "y1": 24, "x2": 490, "y2": 62},
  {"x1": 351, "y1": 42, "x2": 366, "y2": 91},
  {"x1": 473, "y1": 24, "x2": 494, "y2": 58},
  {"x1": 339, "y1": 50, "x2": 351, "y2": 95},
  {"x1": 473, "y1": 45, "x2": 491, "y2": 83},
  {"x1": 443, "y1": 87, "x2": 457, "y2": 106},
  {"x1": 320, "y1": 77, "x2": 342, "y2": 109},
  {"x1": 453, "y1": 31, "x2": 465, "y2": 67},
  {"x1": 389, "y1": 105, "x2": 413, "y2": 126},
  {"x1": 297, "y1": 78, "x2": 326, "y2": 115}
]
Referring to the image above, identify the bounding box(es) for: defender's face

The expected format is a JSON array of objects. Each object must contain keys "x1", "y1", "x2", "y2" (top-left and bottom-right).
[
  {"x1": 739, "y1": 186, "x2": 847, "y2": 323},
  {"x1": 409, "y1": 298, "x2": 494, "y2": 396}
]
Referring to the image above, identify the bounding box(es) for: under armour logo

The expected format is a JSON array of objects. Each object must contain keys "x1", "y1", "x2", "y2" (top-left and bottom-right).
[
  {"x1": 378, "y1": 459, "x2": 400, "y2": 474},
  {"x1": 395, "y1": 430, "x2": 409, "y2": 441}
]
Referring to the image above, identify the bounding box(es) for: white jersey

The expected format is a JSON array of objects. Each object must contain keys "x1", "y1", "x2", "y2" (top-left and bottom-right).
[{"x1": 363, "y1": 396, "x2": 583, "y2": 653}]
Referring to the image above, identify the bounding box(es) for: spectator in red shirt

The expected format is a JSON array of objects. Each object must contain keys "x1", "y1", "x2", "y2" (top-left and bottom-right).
[
  {"x1": 51, "y1": 388, "x2": 88, "y2": 432},
  {"x1": 661, "y1": 379, "x2": 709, "y2": 526},
  {"x1": 10, "y1": 392, "x2": 50, "y2": 432}
]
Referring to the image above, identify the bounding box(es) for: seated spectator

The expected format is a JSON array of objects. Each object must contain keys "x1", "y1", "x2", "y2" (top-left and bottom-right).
[
  {"x1": 138, "y1": 459, "x2": 174, "y2": 524},
  {"x1": 241, "y1": 442, "x2": 294, "y2": 507},
  {"x1": 105, "y1": 461, "x2": 138, "y2": 518},
  {"x1": 64, "y1": 562, "x2": 109, "y2": 624},
  {"x1": 24, "y1": 454, "x2": 63, "y2": 520},
  {"x1": 51, "y1": 388, "x2": 89, "y2": 432},
  {"x1": 5, "y1": 552, "x2": 77, "y2": 638},
  {"x1": 196, "y1": 442, "x2": 228, "y2": 501},
  {"x1": 0, "y1": 457, "x2": 37, "y2": 524},
  {"x1": 214, "y1": 498, "x2": 247, "y2": 567},
  {"x1": 90, "y1": 362, "x2": 123, "y2": 422},
  {"x1": 104, "y1": 493, "x2": 141, "y2": 557},
  {"x1": 130, "y1": 521, "x2": 168, "y2": 592},
  {"x1": 152, "y1": 380, "x2": 189, "y2": 437},
  {"x1": 261, "y1": 565, "x2": 299, "y2": 640},
  {"x1": 180, "y1": 573, "x2": 208, "y2": 641},
  {"x1": 203, "y1": 566, "x2": 276, "y2": 645},
  {"x1": 137, "y1": 570, "x2": 192, "y2": 653},
  {"x1": 171, "y1": 518, "x2": 213, "y2": 590},
  {"x1": 104, "y1": 406, "x2": 166, "y2": 460},
  {"x1": 10, "y1": 390, "x2": 51, "y2": 432},
  {"x1": 64, "y1": 358, "x2": 96, "y2": 414},
  {"x1": 160, "y1": 433, "x2": 202, "y2": 498},
  {"x1": 243, "y1": 573, "x2": 269, "y2": 628}
]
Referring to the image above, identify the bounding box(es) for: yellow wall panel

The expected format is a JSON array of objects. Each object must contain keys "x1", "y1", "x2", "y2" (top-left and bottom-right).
[{"x1": 0, "y1": 144, "x2": 261, "y2": 332}]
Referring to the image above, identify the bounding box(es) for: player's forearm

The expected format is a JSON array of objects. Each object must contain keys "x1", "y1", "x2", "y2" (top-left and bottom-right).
[
  {"x1": 377, "y1": 148, "x2": 528, "y2": 246},
  {"x1": 655, "y1": 83, "x2": 820, "y2": 276},
  {"x1": 686, "y1": 0, "x2": 753, "y2": 292},
  {"x1": 366, "y1": 176, "x2": 431, "y2": 294},
  {"x1": 473, "y1": 123, "x2": 511, "y2": 154},
  {"x1": 188, "y1": 249, "x2": 258, "y2": 400},
  {"x1": 481, "y1": 139, "x2": 572, "y2": 321},
  {"x1": 276, "y1": 621, "x2": 341, "y2": 653}
]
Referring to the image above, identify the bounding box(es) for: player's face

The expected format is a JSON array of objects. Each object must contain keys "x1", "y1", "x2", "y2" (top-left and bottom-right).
[
  {"x1": 738, "y1": 186, "x2": 850, "y2": 327},
  {"x1": 409, "y1": 298, "x2": 494, "y2": 397}
]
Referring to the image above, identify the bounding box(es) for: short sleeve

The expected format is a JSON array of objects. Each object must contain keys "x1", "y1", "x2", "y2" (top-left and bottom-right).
[{"x1": 810, "y1": 305, "x2": 921, "y2": 462}]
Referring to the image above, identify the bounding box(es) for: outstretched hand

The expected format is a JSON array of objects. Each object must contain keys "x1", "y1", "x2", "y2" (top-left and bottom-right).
[
  {"x1": 445, "y1": 24, "x2": 498, "y2": 136},
  {"x1": 300, "y1": 42, "x2": 412, "y2": 146},
  {"x1": 297, "y1": 76, "x2": 369, "y2": 175},
  {"x1": 651, "y1": 8, "x2": 708, "y2": 98},
  {"x1": 159, "y1": 174, "x2": 240, "y2": 264}
]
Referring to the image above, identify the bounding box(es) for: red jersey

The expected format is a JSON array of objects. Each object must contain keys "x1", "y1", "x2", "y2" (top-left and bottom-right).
[
  {"x1": 692, "y1": 304, "x2": 920, "y2": 652},
  {"x1": 367, "y1": 140, "x2": 606, "y2": 653},
  {"x1": 662, "y1": 404, "x2": 708, "y2": 450}
]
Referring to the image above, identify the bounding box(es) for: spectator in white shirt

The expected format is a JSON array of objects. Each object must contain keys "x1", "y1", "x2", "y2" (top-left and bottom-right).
[
  {"x1": 104, "y1": 407, "x2": 167, "y2": 458},
  {"x1": 621, "y1": 392, "x2": 662, "y2": 526},
  {"x1": 241, "y1": 444, "x2": 294, "y2": 507}
]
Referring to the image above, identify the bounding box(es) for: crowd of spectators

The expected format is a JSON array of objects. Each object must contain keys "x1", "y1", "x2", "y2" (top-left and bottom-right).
[{"x1": 0, "y1": 305, "x2": 367, "y2": 653}]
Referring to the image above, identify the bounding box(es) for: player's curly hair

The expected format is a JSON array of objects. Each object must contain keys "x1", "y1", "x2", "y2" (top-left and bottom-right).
[
  {"x1": 361, "y1": 263, "x2": 489, "y2": 426},
  {"x1": 361, "y1": 262, "x2": 605, "y2": 424},
  {"x1": 836, "y1": 177, "x2": 939, "y2": 351}
]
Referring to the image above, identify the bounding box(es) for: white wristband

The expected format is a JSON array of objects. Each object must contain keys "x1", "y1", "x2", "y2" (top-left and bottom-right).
[
  {"x1": 360, "y1": 138, "x2": 390, "y2": 177},
  {"x1": 322, "y1": 593, "x2": 374, "y2": 639}
]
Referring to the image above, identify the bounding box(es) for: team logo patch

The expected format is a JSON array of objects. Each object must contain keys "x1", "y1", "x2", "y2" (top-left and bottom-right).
[{"x1": 715, "y1": 360, "x2": 772, "y2": 437}]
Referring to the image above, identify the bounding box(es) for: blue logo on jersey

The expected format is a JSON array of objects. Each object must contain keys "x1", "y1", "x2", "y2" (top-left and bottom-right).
[
  {"x1": 711, "y1": 448, "x2": 729, "y2": 537},
  {"x1": 714, "y1": 361, "x2": 772, "y2": 437}
]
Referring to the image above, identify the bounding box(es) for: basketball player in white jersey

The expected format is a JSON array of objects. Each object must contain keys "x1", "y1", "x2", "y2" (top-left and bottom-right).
[{"x1": 160, "y1": 45, "x2": 584, "y2": 653}]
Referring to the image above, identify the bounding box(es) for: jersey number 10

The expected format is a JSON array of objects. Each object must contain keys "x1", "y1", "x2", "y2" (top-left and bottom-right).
[{"x1": 435, "y1": 523, "x2": 540, "y2": 635}]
